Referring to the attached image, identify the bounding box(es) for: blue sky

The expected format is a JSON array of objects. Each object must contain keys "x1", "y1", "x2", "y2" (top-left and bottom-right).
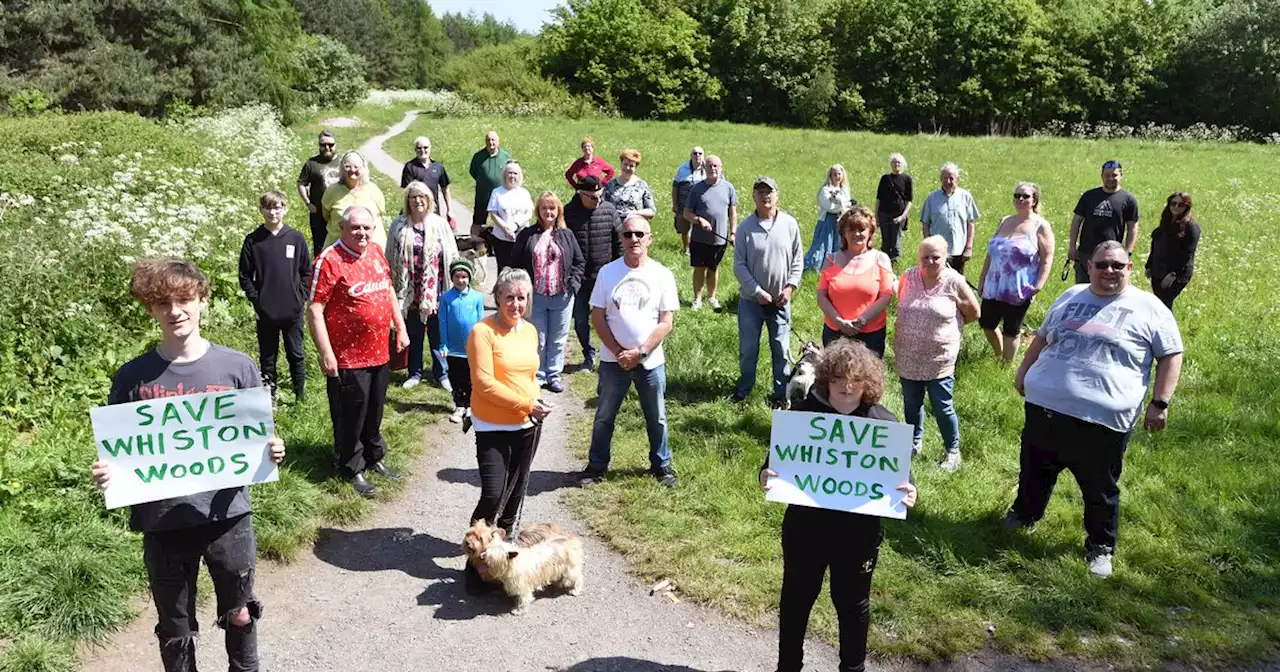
[{"x1": 430, "y1": 0, "x2": 561, "y2": 34}]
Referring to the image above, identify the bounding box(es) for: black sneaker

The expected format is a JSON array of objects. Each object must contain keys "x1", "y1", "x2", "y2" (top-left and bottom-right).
[
  {"x1": 652, "y1": 468, "x2": 678, "y2": 488},
  {"x1": 578, "y1": 467, "x2": 606, "y2": 485},
  {"x1": 729, "y1": 391, "x2": 748, "y2": 403},
  {"x1": 1002, "y1": 510, "x2": 1034, "y2": 530}
]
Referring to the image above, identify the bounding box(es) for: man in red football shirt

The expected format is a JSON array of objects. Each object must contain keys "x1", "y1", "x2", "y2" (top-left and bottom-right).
[{"x1": 309, "y1": 205, "x2": 410, "y2": 497}]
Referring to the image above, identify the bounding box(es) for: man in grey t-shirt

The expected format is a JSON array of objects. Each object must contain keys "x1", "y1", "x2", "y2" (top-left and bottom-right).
[
  {"x1": 1007, "y1": 241, "x2": 1183, "y2": 579},
  {"x1": 682, "y1": 154, "x2": 737, "y2": 311}
]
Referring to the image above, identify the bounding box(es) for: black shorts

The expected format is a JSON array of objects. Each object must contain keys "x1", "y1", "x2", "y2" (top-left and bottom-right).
[
  {"x1": 689, "y1": 242, "x2": 727, "y2": 269},
  {"x1": 979, "y1": 298, "x2": 1032, "y2": 336}
]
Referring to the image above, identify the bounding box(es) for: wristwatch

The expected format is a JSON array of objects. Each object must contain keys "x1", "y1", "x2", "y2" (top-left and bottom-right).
[
  {"x1": 1150, "y1": 398, "x2": 1170, "y2": 410},
  {"x1": 638, "y1": 346, "x2": 650, "y2": 361}
]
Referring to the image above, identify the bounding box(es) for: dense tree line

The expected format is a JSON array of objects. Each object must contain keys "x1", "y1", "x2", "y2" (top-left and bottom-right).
[{"x1": 540, "y1": 0, "x2": 1280, "y2": 136}]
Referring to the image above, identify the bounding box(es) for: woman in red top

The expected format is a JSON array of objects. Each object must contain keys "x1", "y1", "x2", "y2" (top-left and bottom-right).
[
  {"x1": 564, "y1": 136, "x2": 615, "y2": 188},
  {"x1": 816, "y1": 206, "x2": 896, "y2": 357}
]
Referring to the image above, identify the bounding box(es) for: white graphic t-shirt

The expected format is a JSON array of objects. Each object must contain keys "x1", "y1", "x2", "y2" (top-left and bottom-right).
[
  {"x1": 1024, "y1": 285, "x2": 1183, "y2": 432},
  {"x1": 590, "y1": 257, "x2": 680, "y2": 370}
]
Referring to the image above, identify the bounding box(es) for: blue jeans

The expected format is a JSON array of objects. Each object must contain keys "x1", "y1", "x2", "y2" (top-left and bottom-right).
[
  {"x1": 900, "y1": 376, "x2": 959, "y2": 451},
  {"x1": 573, "y1": 276, "x2": 597, "y2": 363},
  {"x1": 736, "y1": 297, "x2": 791, "y2": 399},
  {"x1": 407, "y1": 311, "x2": 447, "y2": 382},
  {"x1": 587, "y1": 362, "x2": 672, "y2": 473},
  {"x1": 531, "y1": 291, "x2": 574, "y2": 383}
]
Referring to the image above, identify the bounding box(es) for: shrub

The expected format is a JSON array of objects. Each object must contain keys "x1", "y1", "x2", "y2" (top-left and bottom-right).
[
  {"x1": 5, "y1": 90, "x2": 51, "y2": 118},
  {"x1": 440, "y1": 40, "x2": 605, "y2": 118},
  {"x1": 290, "y1": 35, "x2": 371, "y2": 111}
]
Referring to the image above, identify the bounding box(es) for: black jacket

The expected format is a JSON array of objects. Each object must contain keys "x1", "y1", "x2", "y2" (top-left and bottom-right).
[
  {"x1": 512, "y1": 226, "x2": 586, "y2": 297},
  {"x1": 564, "y1": 197, "x2": 621, "y2": 280},
  {"x1": 1145, "y1": 221, "x2": 1200, "y2": 284},
  {"x1": 238, "y1": 225, "x2": 312, "y2": 321}
]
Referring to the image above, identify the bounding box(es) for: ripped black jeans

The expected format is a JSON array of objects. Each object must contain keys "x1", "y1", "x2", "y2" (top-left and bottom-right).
[{"x1": 143, "y1": 513, "x2": 261, "y2": 672}]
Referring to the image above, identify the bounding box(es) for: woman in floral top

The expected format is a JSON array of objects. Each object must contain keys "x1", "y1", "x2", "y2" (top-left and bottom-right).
[
  {"x1": 603, "y1": 148, "x2": 657, "y2": 221},
  {"x1": 893, "y1": 235, "x2": 980, "y2": 473},
  {"x1": 512, "y1": 192, "x2": 585, "y2": 393},
  {"x1": 976, "y1": 182, "x2": 1054, "y2": 363},
  {"x1": 387, "y1": 181, "x2": 459, "y2": 389}
]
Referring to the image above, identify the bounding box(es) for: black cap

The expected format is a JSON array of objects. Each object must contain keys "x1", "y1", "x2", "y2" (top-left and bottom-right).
[{"x1": 576, "y1": 175, "x2": 602, "y2": 191}]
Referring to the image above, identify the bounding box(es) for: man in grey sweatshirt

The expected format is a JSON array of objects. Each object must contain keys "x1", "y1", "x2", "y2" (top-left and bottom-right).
[{"x1": 732, "y1": 176, "x2": 803, "y2": 404}]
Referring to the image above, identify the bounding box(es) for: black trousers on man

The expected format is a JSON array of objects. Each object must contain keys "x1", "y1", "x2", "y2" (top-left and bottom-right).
[
  {"x1": 1011, "y1": 402, "x2": 1130, "y2": 552},
  {"x1": 327, "y1": 364, "x2": 390, "y2": 478},
  {"x1": 777, "y1": 505, "x2": 881, "y2": 672},
  {"x1": 256, "y1": 315, "x2": 305, "y2": 398},
  {"x1": 948, "y1": 254, "x2": 968, "y2": 275},
  {"x1": 309, "y1": 211, "x2": 328, "y2": 258},
  {"x1": 144, "y1": 514, "x2": 261, "y2": 672},
  {"x1": 471, "y1": 424, "x2": 541, "y2": 534}
]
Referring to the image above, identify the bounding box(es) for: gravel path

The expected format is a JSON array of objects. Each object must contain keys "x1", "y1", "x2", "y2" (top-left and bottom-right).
[{"x1": 81, "y1": 111, "x2": 844, "y2": 671}]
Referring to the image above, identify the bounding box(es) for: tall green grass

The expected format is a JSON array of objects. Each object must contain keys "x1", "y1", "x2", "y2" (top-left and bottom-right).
[{"x1": 396, "y1": 115, "x2": 1280, "y2": 668}]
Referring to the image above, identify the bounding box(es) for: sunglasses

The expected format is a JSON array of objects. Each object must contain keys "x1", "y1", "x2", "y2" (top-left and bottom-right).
[
  {"x1": 1013, "y1": 193, "x2": 1033, "y2": 200},
  {"x1": 319, "y1": 143, "x2": 335, "y2": 148},
  {"x1": 415, "y1": 146, "x2": 430, "y2": 151},
  {"x1": 1102, "y1": 161, "x2": 1123, "y2": 170},
  {"x1": 1169, "y1": 201, "x2": 1187, "y2": 207},
  {"x1": 1092, "y1": 261, "x2": 1128, "y2": 271},
  {"x1": 620, "y1": 231, "x2": 648, "y2": 240}
]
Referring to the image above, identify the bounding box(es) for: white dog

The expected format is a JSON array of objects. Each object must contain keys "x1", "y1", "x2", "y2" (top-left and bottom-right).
[
  {"x1": 479, "y1": 532, "x2": 585, "y2": 614},
  {"x1": 783, "y1": 341, "x2": 822, "y2": 409}
]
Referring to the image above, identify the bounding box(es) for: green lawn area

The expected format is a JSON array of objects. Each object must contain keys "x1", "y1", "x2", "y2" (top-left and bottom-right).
[{"x1": 395, "y1": 113, "x2": 1280, "y2": 668}]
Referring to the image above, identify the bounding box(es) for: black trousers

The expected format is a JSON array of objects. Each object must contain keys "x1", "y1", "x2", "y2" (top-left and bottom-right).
[
  {"x1": 446, "y1": 355, "x2": 472, "y2": 408},
  {"x1": 1152, "y1": 279, "x2": 1188, "y2": 309},
  {"x1": 878, "y1": 213, "x2": 903, "y2": 261},
  {"x1": 327, "y1": 364, "x2": 390, "y2": 478},
  {"x1": 488, "y1": 232, "x2": 516, "y2": 272},
  {"x1": 471, "y1": 424, "x2": 542, "y2": 534},
  {"x1": 948, "y1": 254, "x2": 968, "y2": 275},
  {"x1": 822, "y1": 325, "x2": 886, "y2": 359},
  {"x1": 309, "y1": 212, "x2": 328, "y2": 258},
  {"x1": 778, "y1": 505, "x2": 881, "y2": 672},
  {"x1": 255, "y1": 314, "x2": 305, "y2": 397},
  {"x1": 1011, "y1": 402, "x2": 1130, "y2": 552},
  {"x1": 143, "y1": 514, "x2": 260, "y2": 672}
]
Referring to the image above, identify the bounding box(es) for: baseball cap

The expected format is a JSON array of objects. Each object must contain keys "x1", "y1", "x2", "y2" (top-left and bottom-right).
[
  {"x1": 576, "y1": 175, "x2": 602, "y2": 191},
  {"x1": 753, "y1": 176, "x2": 778, "y2": 191}
]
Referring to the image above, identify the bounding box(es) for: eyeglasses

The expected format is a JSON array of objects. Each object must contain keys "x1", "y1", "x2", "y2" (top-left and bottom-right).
[
  {"x1": 1013, "y1": 193, "x2": 1033, "y2": 200},
  {"x1": 620, "y1": 231, "x2": 648, "y2": 240},
  {"x1": 1092, "y1": 261, "x2": 1128, "y2": 271}
]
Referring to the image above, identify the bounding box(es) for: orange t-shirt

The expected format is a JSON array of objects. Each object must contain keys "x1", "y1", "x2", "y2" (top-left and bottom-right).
[
  {"x1": 817, "y1": 254, "x2": 895, "y2": 332},
  {"x1": 466, "y1": 315, "x2": 541, "y2": 426}
]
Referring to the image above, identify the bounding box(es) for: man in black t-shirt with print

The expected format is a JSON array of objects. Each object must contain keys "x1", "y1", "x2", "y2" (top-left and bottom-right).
[
  {"x1": 400, "y1": 135, "x2": 454, "y2": 223},
  {"x1": 296, "y1": 130, "x2": 342, "y2": 257},
  {"x1": 1068, "y1": 160, "x2": 1140, "y2": 283}
]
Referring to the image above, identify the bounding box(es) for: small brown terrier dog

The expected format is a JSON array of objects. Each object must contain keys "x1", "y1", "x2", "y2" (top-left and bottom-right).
[
  {"x1": 462, "y1": 519, "x2": 584, "y2": 614},
  {"x1": 462, "y1": 520, "x2": 567, "y2": 582}
]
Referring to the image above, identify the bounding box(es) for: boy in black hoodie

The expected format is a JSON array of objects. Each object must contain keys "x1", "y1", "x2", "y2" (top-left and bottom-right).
[
  {"x1": 238, "y1": 189, "x2": 312, "y2": 401},
  {"x1": 760, "y1": 339, "x2": 917, "y2": 672}
]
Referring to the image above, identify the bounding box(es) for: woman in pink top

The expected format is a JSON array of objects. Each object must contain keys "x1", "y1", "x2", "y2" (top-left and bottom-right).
[
  {"x1": 564, "y1": 136, "x2": 615, "y2": 188},
  {"x1": 816, "y1": 206, "x2": 895, "y2": 356},
  {"x1": 893, "y1": 235, "x2": 980, "y2": 472}
]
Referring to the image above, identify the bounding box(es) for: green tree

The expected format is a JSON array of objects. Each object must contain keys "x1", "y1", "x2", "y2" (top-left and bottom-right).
[
  {"x1": 441, "y1": 11, "x2": 522, "y2": 53},
  {"x1": 540, "y1": 0, "x2": 721, "y2": 117},
  {"x1": 293, "y1": 0, "x2": 451, "y2": 88}
]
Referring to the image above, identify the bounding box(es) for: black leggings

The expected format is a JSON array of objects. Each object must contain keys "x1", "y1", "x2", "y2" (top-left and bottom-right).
[
  {"x1": 471, "y1": 424, "x2": 542, "y2": 534},
  {"x1": 778, "y1": 506, "x2": 882, "y2": 672}
]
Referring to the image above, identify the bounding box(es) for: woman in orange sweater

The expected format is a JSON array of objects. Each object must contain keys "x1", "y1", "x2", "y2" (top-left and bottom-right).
[
  {"x1": 816, "y1": 206, "x2": 896, "y2": 357},
  {"x1": 464, "y1": 267, "x2": 552, "y2": 592}
]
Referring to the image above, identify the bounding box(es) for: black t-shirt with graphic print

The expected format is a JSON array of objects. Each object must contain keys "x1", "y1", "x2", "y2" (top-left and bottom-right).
[{"x1": 1073, "y1": 187, "x2": 1139, "y2": 257}]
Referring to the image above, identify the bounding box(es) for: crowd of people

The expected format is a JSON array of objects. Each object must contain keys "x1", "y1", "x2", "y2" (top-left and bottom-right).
[{"x1": 89, "y1": 127, "x2": 1201, "y2": 672}]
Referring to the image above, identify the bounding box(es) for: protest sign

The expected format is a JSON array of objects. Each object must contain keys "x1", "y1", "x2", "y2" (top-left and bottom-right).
[
  {"x1": 91, "y1": 387, "x2": 278, "y2": 509},
  {"x1": 764, "y1": 410, "x2": 913, "y2": 519}
]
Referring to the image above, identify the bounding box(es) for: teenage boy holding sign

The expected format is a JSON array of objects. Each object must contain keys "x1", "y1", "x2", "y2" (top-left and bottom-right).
[
  {"x1": 90, "y1": 258, "x2": 285, "y2": 672},
  {"x1": 759, "y1": 339, "x2": 916, "y2": 672}
]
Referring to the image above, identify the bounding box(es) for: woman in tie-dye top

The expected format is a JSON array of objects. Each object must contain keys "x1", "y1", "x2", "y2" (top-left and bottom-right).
[{"x1": 977, "y1": 182, "x2": 1055, "y2": 363}]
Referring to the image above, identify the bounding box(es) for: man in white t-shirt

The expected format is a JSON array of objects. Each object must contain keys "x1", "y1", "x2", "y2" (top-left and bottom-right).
[
  {"x1": 580, "y1": 214, "x2": 680, "y2": 487},
  {"x1": 1008, "y1": 241, "x2": 1184, "y2": 579}
]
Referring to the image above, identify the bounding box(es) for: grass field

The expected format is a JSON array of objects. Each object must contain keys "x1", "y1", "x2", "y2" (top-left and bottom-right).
[
  {"x1": 0, "y1": 101, "x2": 457, "y2": 672},
  {"x1": 392, "y1": 113, "x2": 1280, "y2": 668}
]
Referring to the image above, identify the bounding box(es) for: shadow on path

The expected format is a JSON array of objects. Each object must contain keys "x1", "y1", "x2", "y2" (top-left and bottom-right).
[
  {"x1": 313, "y1": 527, "x2": 459, "y2": 580},
  {"x1": 435, "y1": 467, "x2": 578, "y2": 498},
  {"x1": 558, "y1": 659, "x2": 730, "y2": 672}
]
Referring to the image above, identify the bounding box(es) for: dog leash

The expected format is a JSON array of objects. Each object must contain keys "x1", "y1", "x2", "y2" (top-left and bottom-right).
[
  {"x1": 485, "y1": 420, "x2": 543, "y2": 538},
  {"x1": 1060, "y1": 259, "x2": 1071, "y2": 282}
]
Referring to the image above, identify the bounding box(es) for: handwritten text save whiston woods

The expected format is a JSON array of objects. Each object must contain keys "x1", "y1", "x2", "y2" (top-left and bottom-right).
[
  {"x1": 100, "y1": 393, "x2": 267, "y2": 483},
  {"x1": 773, "y1": 415, "x2": 901, "y2": 499}
]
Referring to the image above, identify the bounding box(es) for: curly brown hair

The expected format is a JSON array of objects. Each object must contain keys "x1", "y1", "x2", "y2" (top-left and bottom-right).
[
  {"x1": 129, "y1": 258, "x2": 210, "y2": 305},
  {"x1": 814, "y1": 339, "x2": 884, "y2": 403},
  {"x1": 837, "y1": 205, "x2": 878, "y2": 250}
]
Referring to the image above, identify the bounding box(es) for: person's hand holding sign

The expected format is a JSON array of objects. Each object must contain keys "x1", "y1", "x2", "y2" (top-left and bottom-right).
[
  {"x1": 896, "y1": 482, "x2": 918, "y2": 508},
  {"x1": 759, "y1": 468, "x2": 778, "y2": 490}
]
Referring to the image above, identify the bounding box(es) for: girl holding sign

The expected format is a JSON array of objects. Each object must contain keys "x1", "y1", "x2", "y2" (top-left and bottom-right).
[{"x1": 759, "y1": 339, "x2": 917, "y2": 672}]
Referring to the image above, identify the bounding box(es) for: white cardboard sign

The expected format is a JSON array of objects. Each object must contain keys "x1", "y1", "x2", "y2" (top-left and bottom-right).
[
  {"x1": 91, "y1": 387, "x2": 278, "y2": 509},
  {"x1": 765, "y1": 410, "x2": 913, "y2": 519}
]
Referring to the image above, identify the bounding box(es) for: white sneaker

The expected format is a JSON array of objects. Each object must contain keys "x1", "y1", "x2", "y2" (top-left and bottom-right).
[
  {"x1": 1087, "y1": 549, "x2": 1114, "y2": 578},
  {"x1": 707, "y1": 297, "x2": 722, "y2": 310},
  {"x1": 691, "y1": 298, "x2": 702, "y2": 310},
  {"x1": 439, "y1": 377, "x2": 454, "y2": 393},
  {"x1": 938, "y1": 450, "x2": 962, "y2": 473},
  {"x1": 449, "y1": 407, "x2": 466, "y2": 423},
  {"x1": 402, "y1": 376, "x2": 421, "y2": 389},
  {"x1": 911, "y1": 441, "x2": 922, "y2": 456}
]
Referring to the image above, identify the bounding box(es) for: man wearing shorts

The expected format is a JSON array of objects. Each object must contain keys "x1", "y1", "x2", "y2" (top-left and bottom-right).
[
  {"x1": 671, "y1": 146, "x2": 706, "y2": 256},
  {"x1": 682, "y1": 155, "x2": 736, "y2": 311}
]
